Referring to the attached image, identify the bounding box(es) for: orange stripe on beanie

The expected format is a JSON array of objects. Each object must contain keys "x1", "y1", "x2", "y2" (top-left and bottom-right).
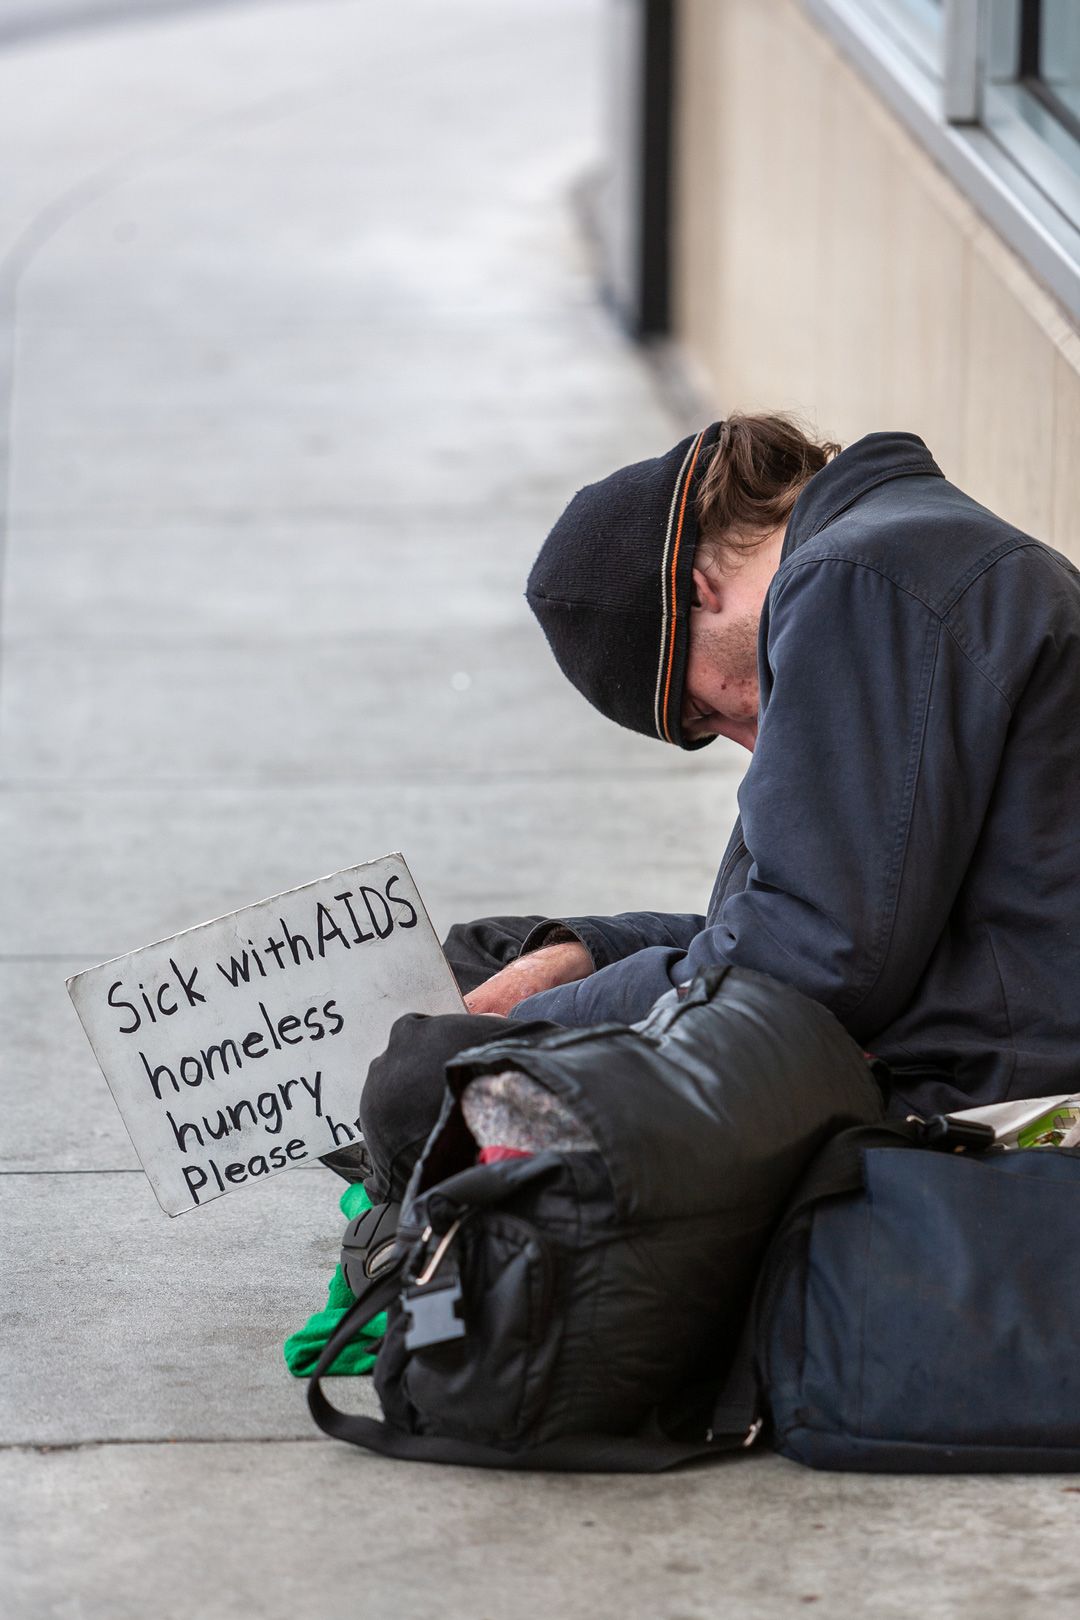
[{"x1": 526, "y1": 422, "x2": 724, "y2": 750}]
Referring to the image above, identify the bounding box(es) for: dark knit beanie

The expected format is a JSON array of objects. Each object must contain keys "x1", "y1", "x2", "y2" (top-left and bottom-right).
[{"x1": 526, "y1": 422, "x2": 723, "y2": 750}]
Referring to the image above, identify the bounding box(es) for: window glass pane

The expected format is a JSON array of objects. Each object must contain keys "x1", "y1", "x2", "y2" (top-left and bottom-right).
[
  {"x1": 985, "y1": 0, "x2": 1021, "y2": 83},
  {"x1": 981, "y1": 0, "x2": 1080, "y2": 226},
  {"x1": 859, "y1": 0, "x2": 944, "y2": 77},
  {"x1": 1040, "y1": 0, "x2": 1080, "y2": 127}
]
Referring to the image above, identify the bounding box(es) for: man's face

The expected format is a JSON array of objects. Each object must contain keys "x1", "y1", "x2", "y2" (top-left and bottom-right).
[
  {"x1": 680, "y1": 531, "x2": 786, "y2": 752},
  {"x1": 682, "y1": 610, "x2": 762, "y2": 750}
]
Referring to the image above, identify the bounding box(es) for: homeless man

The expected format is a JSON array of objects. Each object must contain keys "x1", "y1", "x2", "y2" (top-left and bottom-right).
[{"x1": 332, "y1": 414, "x2": 1080, "y2": 1274}]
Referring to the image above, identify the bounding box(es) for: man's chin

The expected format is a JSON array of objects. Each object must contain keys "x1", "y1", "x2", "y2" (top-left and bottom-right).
[{"x1": 708, "y1": 719, "x2": 758, "y2": 752}]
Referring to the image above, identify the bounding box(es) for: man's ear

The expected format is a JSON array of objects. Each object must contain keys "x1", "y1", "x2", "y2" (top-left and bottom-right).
[{"x1": 691, "y1": 565, "x2": 723, "y2": 615}]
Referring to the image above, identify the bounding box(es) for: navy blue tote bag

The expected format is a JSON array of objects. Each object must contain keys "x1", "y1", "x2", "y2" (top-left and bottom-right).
[{"x1": 753, "y1": 1123, "x2": 1080, "y2": 1472}]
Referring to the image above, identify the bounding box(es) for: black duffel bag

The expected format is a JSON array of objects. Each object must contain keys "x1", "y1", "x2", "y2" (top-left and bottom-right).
[
  {"x1": 306, "y1": 964, "x2": 884, "y2": 1471},
  {"x1": 744, "y1": 1119, "x2": 1080, "y2": 1472}
]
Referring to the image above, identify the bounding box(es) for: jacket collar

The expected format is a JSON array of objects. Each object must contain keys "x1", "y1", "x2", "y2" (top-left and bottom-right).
[{"x1": 781, "y1": 431, "x2": 944, "y2": 561}]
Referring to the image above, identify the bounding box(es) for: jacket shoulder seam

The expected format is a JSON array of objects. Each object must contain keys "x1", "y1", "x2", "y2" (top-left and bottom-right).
[
  {"x1": 775, "y1": 553, "x2": 1016, "y2": 710},
  {"x1": 776, "y1": 552, "x2": 938, "y2": 615},
  {"x1": 939, "y1": 539, "x2": 1045, "y2": 709},
  {"x1": 938, "y1": 534, "x2": 1033, "y2": 614},
  {"x1": 938, "y1": 622, "x2": 1015, "y2": 711}
]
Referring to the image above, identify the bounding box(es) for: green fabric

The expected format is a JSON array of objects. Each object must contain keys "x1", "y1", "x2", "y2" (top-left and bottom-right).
[{"x1": 283, "y1": 1182, "x2": 388, "y2": 1377}]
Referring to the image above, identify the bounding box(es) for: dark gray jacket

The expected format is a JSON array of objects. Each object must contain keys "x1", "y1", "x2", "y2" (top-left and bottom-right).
[{"x1": 513, "y1": 432, "x2": 1080, "y2": 1117}]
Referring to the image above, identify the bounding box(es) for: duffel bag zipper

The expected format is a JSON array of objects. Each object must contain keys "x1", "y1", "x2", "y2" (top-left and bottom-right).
[{"x1": 481, "y1": 1211, "x2": 555, "y2": 1325}]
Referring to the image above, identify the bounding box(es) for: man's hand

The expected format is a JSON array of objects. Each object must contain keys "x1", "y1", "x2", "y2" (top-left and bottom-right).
[{"x1": 464, "y1": 941, "x2": 593, "y2": 1016}]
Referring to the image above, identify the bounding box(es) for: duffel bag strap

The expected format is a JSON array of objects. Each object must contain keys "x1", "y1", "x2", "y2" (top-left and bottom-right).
[
  {"x1": 307, "y1": 1256, "x2": 757, "y2": 1473},
  {"x1": 708, "y1": 1312, "x2": 763, "y2": 1449},
  {"x1": 778, "y1": 1119, "x2": 923, "y2": 1226},
  {"x1": 307, "y1": 1262, "x2": 407, "y2": 1444}
]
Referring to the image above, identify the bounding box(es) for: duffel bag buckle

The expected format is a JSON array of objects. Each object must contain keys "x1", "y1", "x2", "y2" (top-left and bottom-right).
[
  {"x1": 705, "y1": 1415, "x2": 763, "y2": 1449},
  {"x1": 910, "y1": 1114, "x2": 997, "y2": 1153},
  {"x1": 403, "y1": 1219, "x2": 466, "y2": 1352}
]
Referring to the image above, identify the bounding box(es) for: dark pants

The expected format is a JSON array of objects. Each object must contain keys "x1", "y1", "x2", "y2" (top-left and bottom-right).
[{"x1": 360, "y1": 915, "x2": 554, "y2": 1203}]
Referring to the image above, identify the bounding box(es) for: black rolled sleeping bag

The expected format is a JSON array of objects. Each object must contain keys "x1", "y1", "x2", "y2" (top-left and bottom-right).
[{"x1": 307, "y1": 964, "x2": 885, "y2": 1470}]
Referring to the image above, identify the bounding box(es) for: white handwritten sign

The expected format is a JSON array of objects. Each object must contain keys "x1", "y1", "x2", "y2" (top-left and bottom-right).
[{"x1": 66, "y1": 855, "x2": 464, "y2": 1216}]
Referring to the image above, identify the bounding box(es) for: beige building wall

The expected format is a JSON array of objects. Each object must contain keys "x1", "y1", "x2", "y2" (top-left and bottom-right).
[{"x1": 673, "y1": 0, "x2": 1080, "y2": 560}]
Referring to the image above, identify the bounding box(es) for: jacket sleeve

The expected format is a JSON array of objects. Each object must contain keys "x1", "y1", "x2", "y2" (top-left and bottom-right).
[
  {"x1": 518, "y1": 911, "x2": 706, "y2": 971},
  {"x1": 513, "y1": 557, "x2": 1014, "y2": 1034}
]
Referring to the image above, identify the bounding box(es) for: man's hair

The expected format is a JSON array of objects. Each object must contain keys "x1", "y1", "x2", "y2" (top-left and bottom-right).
[{"x1": 695, "y1": 412, "x2": 841, "y2": 568}]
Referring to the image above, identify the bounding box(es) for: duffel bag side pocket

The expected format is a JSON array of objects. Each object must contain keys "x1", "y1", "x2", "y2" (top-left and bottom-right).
[{"x1": 375, "y1": 1209, "x2": 562, "y2": 1448}]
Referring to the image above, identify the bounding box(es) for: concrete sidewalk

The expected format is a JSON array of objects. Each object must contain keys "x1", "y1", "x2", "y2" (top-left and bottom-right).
[{"x1": 1, "y1": 3, "x2": 1077, "y2": 1617}]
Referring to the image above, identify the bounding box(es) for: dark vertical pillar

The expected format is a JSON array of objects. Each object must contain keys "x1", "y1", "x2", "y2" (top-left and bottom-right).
[
  {"x1": 603, "y1": 0, "x2": 676, "y2": 338},
  {"x1": 637, "y1": 0, "x2": 676, "y2": 335}
]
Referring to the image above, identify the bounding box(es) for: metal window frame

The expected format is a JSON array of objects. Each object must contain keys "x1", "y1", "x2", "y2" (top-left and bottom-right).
[
  {"x1": 1020, "y1": 0, "x2": 1080, "y2": 142},
  {"x1": 803, "y1": 0, "x2": 1080, "y2": 324},
  {"x1": 857, "y1": 0, "x2": 945, "y2": 77},
  {"x1": 983, "y1": 81, "x2": 1080, "y2": 229}
]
